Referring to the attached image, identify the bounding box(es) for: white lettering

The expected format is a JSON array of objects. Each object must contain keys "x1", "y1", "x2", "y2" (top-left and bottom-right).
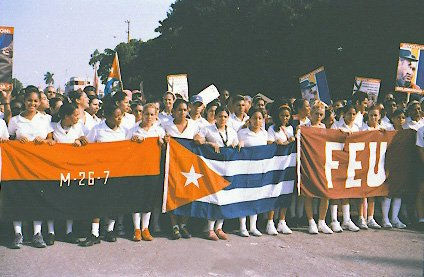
[
  {"x1": 346, "y1": 143, "x2": 365, "y2": 188},
  {"x1": 325, "y1": 142, "x2": 344, "y2": 188},
  {"x1": 104, "y1": 170, "x2": 110, "y2": 184},
  {"x1": 88, "y1": 171, "x2": 95, "y2": 186},
  {"x1": 367, "y1": 142, "x2": 387, "y2": 187},
  {"x1": 79, "y1": 171, "x2": 86, "y2": 186},
  {"x1": 60, "y1": 173, "x2": 70, "y2": 187}
]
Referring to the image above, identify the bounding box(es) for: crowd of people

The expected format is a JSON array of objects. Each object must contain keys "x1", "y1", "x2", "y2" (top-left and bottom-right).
[{"x1": 0, "y1": 84, "x2": 423, "y2": 250}]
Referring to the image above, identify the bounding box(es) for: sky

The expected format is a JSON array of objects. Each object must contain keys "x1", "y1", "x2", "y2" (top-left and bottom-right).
[{"x1": 0, "y1": 0, "x2": 175, "y2": 89}]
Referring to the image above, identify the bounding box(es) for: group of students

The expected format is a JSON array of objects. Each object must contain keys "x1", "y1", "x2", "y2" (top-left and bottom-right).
[{"x1": 0, "y1": 85, "x2": 423, "y2": 250}]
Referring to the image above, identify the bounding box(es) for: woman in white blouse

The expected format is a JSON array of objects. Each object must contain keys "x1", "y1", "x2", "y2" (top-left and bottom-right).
[
  {"x1": 113, "y1": 91, "x2": 136, "y2": 130},
  {"x1": 128, "y1": 103, "x2": 166, "y2": 242},
  {"x1": 237, "y1": 108, "x2": 268, "y2": 237},
  {"x1": 195, "y1": 106, "x2": 238, "y2": 241},
  {"x1": 8, "y1": 87, "x2": 54, "y2": 249}
]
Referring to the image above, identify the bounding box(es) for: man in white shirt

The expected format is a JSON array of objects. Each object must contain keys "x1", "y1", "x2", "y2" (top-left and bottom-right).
[
  {"x1": 402, "y1": 101, "x2": 424, "y2": 130},
  {"x1": 228, "y1": 95, "x2": 249, "y2": 131}
]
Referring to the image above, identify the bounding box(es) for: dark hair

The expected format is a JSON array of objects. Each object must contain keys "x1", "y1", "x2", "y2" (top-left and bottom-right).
[
  {"x1": 172, "y1": 98, "x2": 188, "y2": 111},
  {"x1": 252, "y1": 96, "x2": 264, "y2": 105},
  {"x1": 58, "y1": 103, "x2": 78, "y2": 120},
  {"x1": 50, "y1": 97, "x2": 63, "y2": 109},
  {"x1": 103, "y1": 103, "x2": 121, "y2": 118},
  {"x1": 248, "y1": 107, "x2": 266, "y2": 118},
  {"x1": 270, "y1": 101, "x2": 292, "y2": 130},
  {"x1": 112, "y1": 91, "x2": 128, "y2": 104},
  {"x1": 83, "y1": 86, "x2": 96, "y2": 93},
  {"x1": 391, "y1": 109, "x2": 405, "y2": 120},
  {"x1": 233, "y1": 95, "x2": 245, "y2": 103},
  {"x1": 351, "y1": 91, "x2": 368, "y2": 104},
  {"x1": 206, "y1": 100, "x2": 220, "y2": 112},
  {"x1": 68, "y1": 90, "x2": 85, "y2": 103},
  {"x1": 293, "y1": 98, "x2": 307, "y2": 114},
  {"x1": 163, "y1": 91, "x2": 176, "y2": 100},
  {"x1": 88, "y1": 95, "x2": 100, "y2": 105},
  {"x1": 343, "y1": 103, "x2": 357, "y2": 114},
  {"x1": 214, "y1": 106, "x2": 230, "y2": 117},
  {"x1": 24, "y1": 85, "x2": 41, "y2": 100}
]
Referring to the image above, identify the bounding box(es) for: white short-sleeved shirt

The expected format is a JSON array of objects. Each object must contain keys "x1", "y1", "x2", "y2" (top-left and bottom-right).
[
  {"x1": 298, "y1": 117, "x2": 311, "y2": 126},
  {"x1": 361, "y1": 123, "x2": 394, "y2": 131},
  {"x1": 331, "y1": 121, "x2": 360, "y2": 132},
  {"x1": 200, "y1": 124, "x2": 239, "y2": 147},
  {"x1": 79, "y1": 111, "x2": 99, "y2": 135},
  {"x1": 237, "y1": 128, "x2": 268, "y2": 147},
  {"x1": 304, "y1": 122, "x2": 325, "y2": 129},
  {"x1": 228, "y1": 113, "x2": 249, "y2": 131},
  {"x1": 354, "y1": 112, "x2": 365, "y2": 129},
  {"x1": 192, "y1": 117, "x2": 211, "y2": 129},
  {"x1": 127, "y1": 124, "x2": 165, "y2": 140},
  {"x1": 120, "y1": 112, "x2": 136, "y2": 130},
  {"x1": 402, "y1": 117, "x2": 424, "y2": 131},
  {"x1": 87, "y1": 121, "x2": 128, "y2": 143},
  {"x1": 8, "y1": 112, "x2": 54, "y2": 140},
  {"x1": 158, "y1": 111, "x2": 173, "y2": 126},
  {"x1": 0, "y1": 118, "x2": 9, "y2": 139},
  {"x1": 267, "y1": 125, "x2": 294, "y2": 143},
  {"x1": 162, "y1": 119, "x2": 200, "y2": 139},
  {"x1": 417, "y1": 126, "x2": 424, "y2": 147},
  {"x1": 52, "y1": 121, "x2": 85, "y2": 143}
]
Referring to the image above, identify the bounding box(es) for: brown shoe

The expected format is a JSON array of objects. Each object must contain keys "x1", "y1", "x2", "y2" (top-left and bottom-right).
[
  {"x1": 215, "y1": 229, "x2": 228, "y2": 240},
  {"x1": 141, "y1": 228, "x2": 153, "y2": 241},
  {"x1": 133, "y1": 229, "x2": 141, "y2": 241},
  {"x1": 207, "y1": 230, "x2": 219, "y2": 241}
]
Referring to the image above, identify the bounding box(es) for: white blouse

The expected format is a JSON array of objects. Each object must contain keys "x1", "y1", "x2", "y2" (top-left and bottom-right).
[
  {"x1": 237, "y1": 128, "x2": 268, "y2": 147},
  {"x1": 120, "y1": 112, "x2": 136, "y2": 130},
  {"x1": 267, "y1": 125, "x2": 294, "y2": 143},
  {"x1": 228, "y1": 113, "x2": 249, "y2": 131},
  {"x1": 200, "y1": 124, "x2": 239, "y2": 147},
  {"x1": 417, "y1": 126, "x2": 424, "y2": 148},
  {"x1": 87, "y1": 121, "x2": 128, "y2": 143},
  {"x1": 127, "y1": 124, "x2": 165, "y2": 139},
  {"x1": 52, "y1": 121, "x2": 85, "y2": 143},
  {"x1": 8, "y1": 112, "x2": 53, "y2": 140},
  {"x1": 0, "y1": 118, "x2": 9, "y2": 139},
  {"x1": 162, "y1": 119, "x2": 200, "y2": 139}
]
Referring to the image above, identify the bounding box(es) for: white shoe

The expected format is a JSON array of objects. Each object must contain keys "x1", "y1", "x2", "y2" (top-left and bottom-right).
[
  {"x1": 239, "y1": 228, "x2": 250, "y2": 237},
  {"x1": 318, "y1": 221, "x2": 333, "y2": 234},
  {"x1": 277, "y1": 220, "x2": 292, "y2": 234},
  {"x1": 308, "y1": 221, "x2": 318, "y2": 234},
  {"x1": 391, "y1": 219, "x2": 406, "y2": 229},
  {"x1": 250, "y1": 228, "x2": 262, "y2": 237},
  {"x1": 357, "y1": 217, "x2": 368, "y2": 230},
  {"x1": 330, "y1": 221, "x2": 343, "y2": 233},
  {"x1": 266, "y1": 221, "x2": 278, "y2": 235},
  {"x1": 381, "y1": 220, "x2": 393, "y2": 229},
  {"x1": 342, "y1": 220, "x2": 360, "y2": 232},
  {"x1": 367, "y1": 218, "x2": 381, "y2": 229}
]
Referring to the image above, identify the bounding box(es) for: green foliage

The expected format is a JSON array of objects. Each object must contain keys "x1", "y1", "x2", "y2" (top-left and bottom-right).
[
  {"x1": 43, "y1": 72, "x2": 54, "y2": 85},
  {"x1": 90, "y1": 0, "x2": 424, "y2": 101},
  {"x1": 11, "y1": 78, "x2": 23, "y2": 97}
]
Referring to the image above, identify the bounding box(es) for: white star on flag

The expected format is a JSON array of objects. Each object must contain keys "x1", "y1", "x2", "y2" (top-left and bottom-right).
[{"x1": 181, "y1": 165, "x2": 203, "y2": 188}]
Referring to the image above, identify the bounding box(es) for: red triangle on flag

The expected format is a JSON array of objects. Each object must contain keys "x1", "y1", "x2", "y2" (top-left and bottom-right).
[{"x1": 163, "y1": 138, "x2": 230, "y2": 212}]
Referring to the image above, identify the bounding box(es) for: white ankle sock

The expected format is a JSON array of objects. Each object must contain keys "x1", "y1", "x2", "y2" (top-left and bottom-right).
[
  {"x1": 107, "y1": 219, "x2": 115, "y2": 232},
  {"x1": 216, "y1": 219, "x2": 224, "y2": 230},
  {"x1": 33, "y1": 221, "x2": 42, "y2": 235},
  {"x1": 92, "y1": 223, "x2": 99, "y2": 237},
  {"x1": 367, "y1": 216, "x2": 373, "y2": 221},
  {"x1": 239, "y1": 217, "x2": 247, "y2": 230},
  {"x1": 132, "y1": 213, "x2": 141, "y2": 230},
  {"x1": 66, "y1": 220, "x2": 73, "y2": 234},
  {"x1": 47, "y1": 220, "x2": 55, "y2": 234},
  {"x1": 391, "y1": 198, "x2": 402, "y2": 222},
  {"x1": 308, "y1": 218, "x2": 316, "y2": 225},
  {"x1": 330, "y1": 205, "x2": 338, "y2": 222},
  {"x1": 13, "y1": 221, "x2": 22, "y2": 235},
  {"x1": 207, "y1": 220, "x2": 215, "y2": 231},
  {"x1": 342, "y1": 204, "x2": 351, "y2": 223},
  {"x1": 249, "y1": 214, "x2": 258, "y2": 230},
  {"x1": 381, "y1": 197, "x2": 391, "y2": 223},
  {"x1": 142, "y1": 212, "x2": 151, "y2": 230}
]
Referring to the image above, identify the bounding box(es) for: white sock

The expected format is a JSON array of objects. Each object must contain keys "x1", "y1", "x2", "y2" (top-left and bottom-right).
[
  {"x1": 290, "y1": 195, "x2": 296, "y2": 218},
  {"x1": 342, "y1": 204, "x2": 351, "y2": 223},
  {"x1": 207, "y1": 220, "x2": 215, "y2": 231},
  {"x1": 142, "y1": 212, "x2": 151, "y2": 230},
  {"x1": 249, "y1": 214, "x2": 258, "y2": 230},
  {"x1": 33, "y1": 221, "x2": 42, "y2": 235},
  {"x1": 66, "y1": 220, "x2": 73, "y2": 234},
  {"x1": 239, "y1": 217, "x2": 247, "y2": 230},
  {"x1": 13, "y1": 221, "x2": 22, "y2": 235},
  {"x1": 318, "y1": 219, "x2": 326, "y2": 225},
  {"x1": 216, "y1": 219, "x2": 224, "y2": 230},
  {"x1": 367, "y1": 216, "x2": 373, "y2": 221},
  {"x1": 391, "y1": 198, "x2": 402, "y2": 222},
  {"x1": 91, "y1": 223, "x2": 99, "y2": 237},
  {"x1": 296, "y1": 197, "x2": 304, "y2": 218},
  {"x1": 381, "y1": 197, "x2": 391, "y2": 223},
  {"x1": 330, "y1": 205, "x2": 338, "y2": 222},
  {"x1": 47, "y1": 220, "x2": 55, "y2": 234},
  {"x1": 308, "y1": 218, "x2": 316, "y2": 226},
  {"x1": 132, "y1": 213, "x2": 141, "y2": 230},
  {"x1": 107, "y1": 219, "x2": 115, "y2": 232}
]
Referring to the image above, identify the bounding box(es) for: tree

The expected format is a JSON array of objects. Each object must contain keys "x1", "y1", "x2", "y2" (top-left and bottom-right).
[
  {"x1": 11, "y1": 78, "x2": 23, "y2": 97},
  {"x1": 44, "y1": 72, "x2": 55, "y2": 85}
]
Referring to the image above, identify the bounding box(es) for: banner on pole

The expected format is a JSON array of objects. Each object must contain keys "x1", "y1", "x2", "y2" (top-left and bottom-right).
[
  {"x1": 167, "y1": 74, "x2": 188, "y2": 101},
  {"x1": 395, "y1": 43, "x2": 424, "y2": 94},
  {"x1": 0, "y1": 26, "x2": 14, "y2": 91},
  {"x1": 353, "y1": 77, "x2": 381, "y2": 106},
  {"x1": 299, "y1": 66, "x2": 331, "y2": 105}
]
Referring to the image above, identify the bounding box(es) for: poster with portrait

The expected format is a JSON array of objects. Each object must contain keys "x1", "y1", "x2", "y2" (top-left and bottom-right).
[
  {"x1": 395, "y1": 43, "x2": 424, "y2": 94},
  {"x1": 0, "y1": 26, "x2": 14, "y2": 91},
  {"x1": 167, "y1": 74, "x2": 188, "y2": 101},
  {"x1": 299, "y1": 66, "x2": 331, "y2": 105},
  {"x1": 353, "y1": 77, "x2": 381, "y2": 106}
]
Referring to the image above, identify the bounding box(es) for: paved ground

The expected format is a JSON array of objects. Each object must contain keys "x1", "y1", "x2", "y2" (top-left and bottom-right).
[{"x1": 0, "y1": 223, "x2": 422, "y2": 277}]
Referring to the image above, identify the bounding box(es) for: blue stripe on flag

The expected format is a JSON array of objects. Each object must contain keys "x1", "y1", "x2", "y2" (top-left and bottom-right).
[
  {"x1": 172, "y1": 194, "x2": 292, "y2": 220},
  {"x1": 104, "y1": 78, "x2": 117, "y2": 95},
  {"x1": 223, "y1": 168, "x2": 296, "y2": 190}
]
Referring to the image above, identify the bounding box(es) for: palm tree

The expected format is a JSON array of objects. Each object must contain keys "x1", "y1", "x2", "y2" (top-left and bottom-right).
[{"x1": 44, "y1": 72, "x2": 55, "y2": 85}]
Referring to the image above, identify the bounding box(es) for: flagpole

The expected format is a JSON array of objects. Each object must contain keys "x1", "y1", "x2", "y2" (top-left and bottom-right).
[{"x1": 116, "y1": 52, "x2": 124, "y2": 92}]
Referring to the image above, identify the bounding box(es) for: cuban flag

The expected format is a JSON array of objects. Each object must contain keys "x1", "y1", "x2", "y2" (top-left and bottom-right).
[
  {"x1": 104, "y1": 52, "x2": 122, "y2": 95},
  {"x1": 163, "y1": 138, "x2": 296, "y2": 220}
]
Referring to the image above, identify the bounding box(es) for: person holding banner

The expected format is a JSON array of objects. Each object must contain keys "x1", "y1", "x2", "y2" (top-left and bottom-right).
[
  {"x1": 329, "y1": 104, "x2": 360, "y2": 232},
  {"x1": 265, "y1": 102, "x2": 295, "y2": 235},
  {"x1": 228, "y1": 95, "x2": 249, "y2": 131},
  {"x1": 352, "y1": 91, "x2": 368, "y2": 129},
  {"x1": 403, "y1": 101, "x2": 423, "y2": 131},
  {"x1": 87, "y1": 95, "x2": 102, "y2": 125},
  {"x1": 69, "y1": 90, "x2": 96, "y2": 134},
  {"x1": 8, "y1": 86, "x2": 55, "y2": 249},
  {"x1": 128, "y1": 103, "x2": 166, "y2": 242},
  {"x1": 195, "y1": 106, "x2": 239, "y2": 240},
  {"x1": 163, "y1": 98, "x2": 201, "y2": 240},
  {"x1": 237, "y1": 108, "x2": 269, "y2": 237},
  {"x1": 303, "y1": 102, "x2": 333, "y2": 234},
  {"x1": 113, "y1": 91, "x2": 136, "y2": 130},
  {"x1": 205, "y1": 100, "x2": 220, "y2": 126},
  {"x1": 51, "y1": 102, "x2": 89, "y2": 244},
  {"x1": 189, "y1": 95, "x2": 209, "y2": 129},
  {"x1": 158, "y1": 91, "x2": 175, "y2": 125},
  {"x1": 79, "y1": 102, "x2": 128, "y2": 247}
]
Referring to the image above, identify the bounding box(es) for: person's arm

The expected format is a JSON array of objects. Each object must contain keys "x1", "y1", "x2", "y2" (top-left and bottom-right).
[{"x1": 0, "y1": 88, "x2": 12, "y2": 124}]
